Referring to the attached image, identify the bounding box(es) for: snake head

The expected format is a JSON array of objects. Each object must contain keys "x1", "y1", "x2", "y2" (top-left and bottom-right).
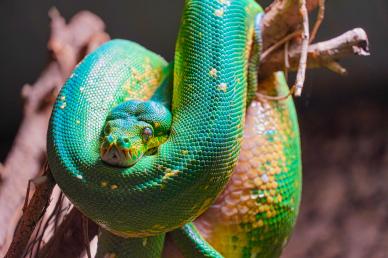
[{"x1": 100, "y1": 100, "x2": 171, "y2": 167}]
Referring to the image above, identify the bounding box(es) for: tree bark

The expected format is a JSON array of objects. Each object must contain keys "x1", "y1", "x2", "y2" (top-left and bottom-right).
[
  {"x1": 0, "y1": 9, "x2": 109, "y2": 256},
  {"x1": 260, "y1": 28, "x2": 370, "y2": 76},
  {"x1": 4, "y1": 166, "x2": 55, "y2": 258}
]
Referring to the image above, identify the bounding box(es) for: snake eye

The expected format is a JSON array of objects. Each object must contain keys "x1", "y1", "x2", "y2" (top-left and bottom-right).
[{"x1": 142, "y1": 127, "x2": 153, "y2": 142}]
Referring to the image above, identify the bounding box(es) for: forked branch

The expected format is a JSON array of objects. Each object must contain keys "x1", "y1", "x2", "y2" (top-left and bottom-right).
[{"x1": 260, "y1": 28, "x2": 370, "y2": 76}]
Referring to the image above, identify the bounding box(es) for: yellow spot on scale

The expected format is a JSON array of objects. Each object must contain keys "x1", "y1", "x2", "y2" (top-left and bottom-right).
[
  {"x1": 100, "y1": 181, "x2": 108, "y2": 187},
  {"x1": 162, "y1": 170, "x2": 180, "y2": 181},
  {"x1": 254, "y1": 177, "x2": 262, "y2": 186},
  {"x1": 253, "y1": 219, "x2": 264, "y2": 228},
  {"x1": 111, "y1": 184, "x2": 118, "y2": 190},
  {"x1": 214, "y1": 8, "x2": 224, "y2": 17},
  {"x1": 181, "y1": 150, "x2": 189, "y2": 155},
  {"x1": 209, "y1": 68, "x2": 218, "y2": 78},
  {"x1": 76, "y1": 120, "x2": 80, "y2": 124},
  {"x1": 218, "y1": 83, "x2": 228, "y2": 92},
  {"x1": 142, "y1": 237, "x2": 147, "y2": 247},
  {"x1": 60, "y1": 95, "x2": 66, "y2": 101},
  {"x1": 60, "y1": 102, "x2": 67, "y2": 109}
]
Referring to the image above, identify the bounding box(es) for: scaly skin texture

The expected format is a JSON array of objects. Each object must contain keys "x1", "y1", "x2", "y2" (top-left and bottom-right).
[
  {"x1": 164, "y1": 73, "x2": 301, "y2": 258},
  {"x1": 47, "y1": 0, "x2": 265, "y2": 256},
  {"x1": 193, "y1": 73, "x2": 301, "y2": 258}
]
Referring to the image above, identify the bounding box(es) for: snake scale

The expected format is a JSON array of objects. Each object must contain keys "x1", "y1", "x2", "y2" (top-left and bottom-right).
[{"x1": 47, "y1": 0, "x2": 301, "y2": 257}]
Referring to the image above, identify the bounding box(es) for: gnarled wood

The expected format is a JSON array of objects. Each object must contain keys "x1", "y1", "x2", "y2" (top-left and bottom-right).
[{"x1": 0, "y1": 9, "x2": 109, "y2": 256}]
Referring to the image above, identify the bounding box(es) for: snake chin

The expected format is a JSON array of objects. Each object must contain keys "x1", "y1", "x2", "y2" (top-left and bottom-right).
[
  {"x1": 100, "y1": 144, "x2": 142, "y2": 167},
  {"x1": 100, "y1": 132, "x2": 145, "y2": 167}
]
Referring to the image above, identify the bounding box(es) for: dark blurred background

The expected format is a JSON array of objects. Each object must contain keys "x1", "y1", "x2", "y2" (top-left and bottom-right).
[{"x1": 0, "y1": 0, "x2": 387, "y2": 257}]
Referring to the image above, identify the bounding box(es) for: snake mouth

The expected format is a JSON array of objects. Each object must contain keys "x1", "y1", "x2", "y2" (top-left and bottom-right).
[{"x1": 100, "y1": 145, "x2": 142, "y2": 167}]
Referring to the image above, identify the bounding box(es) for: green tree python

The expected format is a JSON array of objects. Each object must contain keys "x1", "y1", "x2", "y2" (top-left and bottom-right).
[{"x1": 47, "y1": 0, "x2": 301, "y2": 257}]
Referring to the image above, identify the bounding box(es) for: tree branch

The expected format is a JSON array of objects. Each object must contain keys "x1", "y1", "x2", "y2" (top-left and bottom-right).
[
  {"x1": 4, "y1": 166, "x2": 55, "y2": 258},
  {"x1": 294, "y1": 0, "x2": 310, "y2": 96},
  {"x1": 38, "y1": 208, "x2": 98, "y2": 258},
  {"x1": 262, "y1": 0, "x2": 319, "y2": 50},
  {"x1": 309, "y1": 0, "x2": 325, "y2": 43},
  {"x1": 260, "y1": 28, "x2": 370, "y2": 76},
  {"x1": 0, "y1": 9, "x2": 109, "y2": 256}
]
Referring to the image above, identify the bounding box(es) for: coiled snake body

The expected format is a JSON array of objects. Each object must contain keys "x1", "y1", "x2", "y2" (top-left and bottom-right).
[{"x1": 47, "y1": 0, "x2": 301, "y2": 257}]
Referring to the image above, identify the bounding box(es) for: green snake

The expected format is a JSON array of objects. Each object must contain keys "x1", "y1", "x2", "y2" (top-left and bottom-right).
[{"x1": 47, "y1": 0, "x2": 301, "y2": 257}]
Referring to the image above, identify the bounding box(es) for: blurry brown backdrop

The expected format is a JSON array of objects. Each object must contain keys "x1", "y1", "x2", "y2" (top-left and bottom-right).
[{"x1": 0, "y1": 0, "x2": 387, "y2": 257}]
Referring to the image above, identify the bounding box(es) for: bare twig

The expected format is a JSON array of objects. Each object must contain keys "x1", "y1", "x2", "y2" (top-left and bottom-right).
[
  {"x1": 255, "y1": 85, "x2": 296, "y2": 101},
  {"x1": 326, "y1": 62, "x2": 347, "y2": 75},
  {"x1": 4, "y1": 165, "x2": 55, "y2": 258},
  {"x1": 294, "y1": 0, "x2": 310, "y2": 96},
  {"x1": 309, "y1": 0, "x2": 326, "y2": 43},
  {"x1": 262, "y1": 0, "x2": 319, "y2": 51},
  {"x1": 30, "y1": 192, "x2": 65, "y2": 257},
  {"x1": 260, "y1": 28, "x2": 369, "y2": 76},
  {"x1": 22, "y1": 180, "x2": 33, "y2": 213},
  {"x1": 38, "y1": 208, "x2": 98, "y2": 258},
  {"x1": 260, "y1": 30, "x2": 302, "y2": 62},
  {"x1": 285, "y1": 41, "x2": 290, "y2": 71}
]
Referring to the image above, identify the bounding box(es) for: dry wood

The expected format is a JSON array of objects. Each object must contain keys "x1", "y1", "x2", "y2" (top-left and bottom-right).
[
  {"x1": 260, "y1": 28, "x2": 370, "y2": 76},
  {"x1": 262, "y1": 0, "x2": 319, "y2": 51},
  {"x1": 0, "y1": 9, "x2": 109, "y2": 256},
  {"x1": 260, "y1": 30, "x2": 302, "y2": 62},
  {"x1": 309, "y1": 0, "x2": 326, "y2": 43},
  {"x1": 38, "y1": 208, "x2": 98, "y2": 258},
  {"x1": 294, "y1": 0, "x2": 310, "y2": 96},
  {"x1": 4, "y1": 165, "x2": 55, "y2": 258}
]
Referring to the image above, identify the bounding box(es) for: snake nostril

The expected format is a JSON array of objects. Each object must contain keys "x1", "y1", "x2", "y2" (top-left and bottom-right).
[
  {"x1": 119, "y1": 136, "x2": 130, "y2": 145},
  {"x1": 105, "y1": 135, "x2": 115, "y2": 144}
]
